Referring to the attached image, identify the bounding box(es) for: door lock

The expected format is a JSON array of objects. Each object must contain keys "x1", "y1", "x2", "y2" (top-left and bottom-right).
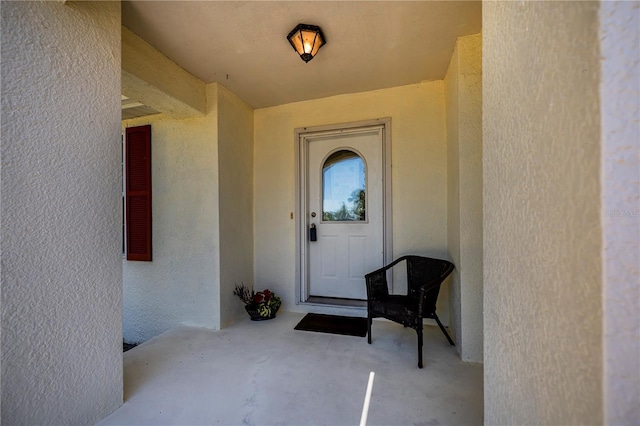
[{"x1": 309, "y1": 223, "x2": 317, "y2": 241}]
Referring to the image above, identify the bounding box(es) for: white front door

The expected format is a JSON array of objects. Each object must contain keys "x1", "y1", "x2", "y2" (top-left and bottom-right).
[{"x1": 305, "y1": 126, "x2": 385, "y2": 300}]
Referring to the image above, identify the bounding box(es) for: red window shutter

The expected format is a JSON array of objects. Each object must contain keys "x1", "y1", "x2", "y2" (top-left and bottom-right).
[{"x1": 126, "y1": 125, "x2": 152, "y2": 261}]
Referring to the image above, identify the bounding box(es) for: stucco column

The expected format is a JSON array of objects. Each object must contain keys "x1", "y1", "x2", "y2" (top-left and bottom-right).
[{"x1": 1, "y1": 2, "x2": 123, "y2": 423}]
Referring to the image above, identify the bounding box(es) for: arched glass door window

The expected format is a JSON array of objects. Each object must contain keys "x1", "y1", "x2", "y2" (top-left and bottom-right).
[{"x1": 322, "y1": 150, "x2": 366, "y2": 221}]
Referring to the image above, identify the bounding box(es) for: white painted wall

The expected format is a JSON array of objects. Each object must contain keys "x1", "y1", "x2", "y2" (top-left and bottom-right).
[
  {"x1": 254, "y1": 83, "x2": 449, "y2": 319},
  {"x1": 122, "y1": 87, "x2": 219, "y2": 342},
  {"x1": 1, "y1": 2, "x2": 123, "y2": 423},
  {"x1": 445, "y1": 34, "x2": 483, "y2": 363},
  {"x1": 483, "y1": 2, "x2": 603, "y2": 423},
  {"x1": 217, "y1": 84, "x2": 255, "y2": 327},
  {"x1": 600, "y1": 2, "x2": 640, "y2": 424}
]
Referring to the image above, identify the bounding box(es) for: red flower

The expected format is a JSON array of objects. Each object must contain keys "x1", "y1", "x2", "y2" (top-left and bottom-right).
[
  {"x1": 253, "y1": 293, "x2": 265, "y2": 304},
  {"x1": 262, "y1": 289, "x2": 272, "y2": 300}
]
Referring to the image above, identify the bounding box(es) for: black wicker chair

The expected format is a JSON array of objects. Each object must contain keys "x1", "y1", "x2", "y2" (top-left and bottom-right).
[{"x1": 365, "y1": 255, "x2": 455, "y2": 368}]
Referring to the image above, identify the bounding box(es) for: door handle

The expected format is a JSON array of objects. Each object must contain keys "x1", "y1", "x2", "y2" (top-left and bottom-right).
[{"x1": 309, "y1": 223, "x2": 317, "y2": 242}]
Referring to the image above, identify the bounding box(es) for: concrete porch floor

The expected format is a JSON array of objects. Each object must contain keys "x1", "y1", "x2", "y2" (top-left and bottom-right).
[{"x1": 99, "y1": 311, "x2": 483, "y2": 425}]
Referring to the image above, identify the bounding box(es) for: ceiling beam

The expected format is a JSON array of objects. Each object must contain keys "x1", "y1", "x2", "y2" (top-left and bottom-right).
[{"x1": 122, "y1": 26, "x2": 206, "y2": 119}]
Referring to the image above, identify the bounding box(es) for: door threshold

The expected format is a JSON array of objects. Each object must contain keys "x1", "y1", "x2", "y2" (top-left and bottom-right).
[{"x1": 305, "y1": 296, "x2": 367, "y2": 309}]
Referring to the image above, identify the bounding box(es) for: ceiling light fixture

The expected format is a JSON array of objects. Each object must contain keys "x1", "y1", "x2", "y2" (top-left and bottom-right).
[{"x1": 287, "y1": 23, "x2": 326, "y2": 63}]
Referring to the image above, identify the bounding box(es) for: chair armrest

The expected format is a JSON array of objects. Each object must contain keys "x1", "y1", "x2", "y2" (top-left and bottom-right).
[
  {"x1": 365, "y1": 268, "x2": 388, "y2": 300},
  {"x1": 364, "y1": 256, "x2": 411, "y2": 300},
  {"x1": 364, "y1": 255, "x2": 410, "y2": 279},
  {"x1": 416, "y1": 277, "x2": 444, "y2": 314},
  {"x1": 416, "y1": 260, "x2": 455, "y2": 314}
]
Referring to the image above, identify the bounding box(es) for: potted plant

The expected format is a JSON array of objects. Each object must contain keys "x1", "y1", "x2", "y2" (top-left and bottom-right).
[{"x1": 233, "y1": 283, "x2": 282, "y2": 321}]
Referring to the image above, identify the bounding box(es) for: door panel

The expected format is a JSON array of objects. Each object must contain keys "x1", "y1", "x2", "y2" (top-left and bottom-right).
[
  {"x1": 348, "y1": 235, "x2": 366, "y2": 279},
  {"x1": 320, "y1": 235, "x2": 337, "y2": 277},
  {"x1": 307, "y1": 128, "x2": 384, "y2": 300}
]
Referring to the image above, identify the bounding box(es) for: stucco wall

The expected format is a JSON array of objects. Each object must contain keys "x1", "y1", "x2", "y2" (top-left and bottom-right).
[
  {"x1": 600, "y1": 2, "x2": 640, "y2": 424},
  {"x1": 445, "y1": 42, "x2": 462, "y2": 352},
  {"x1": 122, "y1": 25, "x2": 205, "y2": 119},
  {"x1": 483, "y1": 2, "x2": 603, "y2": 424},
  {"x1": 445, "y1": 34, "x2": 483, "y2": 363},
  {"x1": 122, "y1": 82, "x2": 255, "y2": 338},
  {"x1": 122, "y1": 88, "x2": 219, "y2": 342},
  {"x1": 254, "y1": 83, "x2": 449, "y2": 318},
  {"x1": 217, "y1": 84, "x2": 255, "y2": 327},
  {"x1": 1, "y1": 1, "x2": 123, "y2": 424}
]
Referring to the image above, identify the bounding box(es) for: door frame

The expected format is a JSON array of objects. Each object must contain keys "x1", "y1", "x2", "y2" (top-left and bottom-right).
[{"x1": 294, "y1": 118, "x2": 392, "y2": 306}]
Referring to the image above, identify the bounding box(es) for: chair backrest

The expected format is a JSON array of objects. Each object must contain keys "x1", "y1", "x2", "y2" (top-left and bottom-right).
[{"x1": 406, "y1": 256, "x2": 455, "y2": 314}]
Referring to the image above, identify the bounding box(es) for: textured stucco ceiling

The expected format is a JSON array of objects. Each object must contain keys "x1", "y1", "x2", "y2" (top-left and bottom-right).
[{"x1": 122, "y1": 1, "x2": 482, "y2": 109}]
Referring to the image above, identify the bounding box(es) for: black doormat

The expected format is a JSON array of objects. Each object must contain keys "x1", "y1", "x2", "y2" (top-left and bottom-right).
[{"x1": 294, "y1": 313, "x2": 368, "y2": 337}]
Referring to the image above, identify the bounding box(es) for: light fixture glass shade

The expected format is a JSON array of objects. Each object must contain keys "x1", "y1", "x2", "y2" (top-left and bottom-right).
[{"x1": 287, "y1": 23, "x2": 326, "y2": 63}]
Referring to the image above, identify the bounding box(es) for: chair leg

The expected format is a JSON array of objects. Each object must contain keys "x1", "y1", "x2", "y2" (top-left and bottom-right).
[
  {"x1": 417, "y1": 326, "x2": 424, "y2": 369},
  {"x1": 433, "y1": 313, "x2": 455, "y2": 346},
  {"x1": 367, "y1": 314, "x2": 372, "y2": 344}
]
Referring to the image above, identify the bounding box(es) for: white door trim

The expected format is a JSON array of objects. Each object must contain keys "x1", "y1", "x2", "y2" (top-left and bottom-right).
[{"x1": 295, "y1": 118, "x2": 392, "y2": 305}]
